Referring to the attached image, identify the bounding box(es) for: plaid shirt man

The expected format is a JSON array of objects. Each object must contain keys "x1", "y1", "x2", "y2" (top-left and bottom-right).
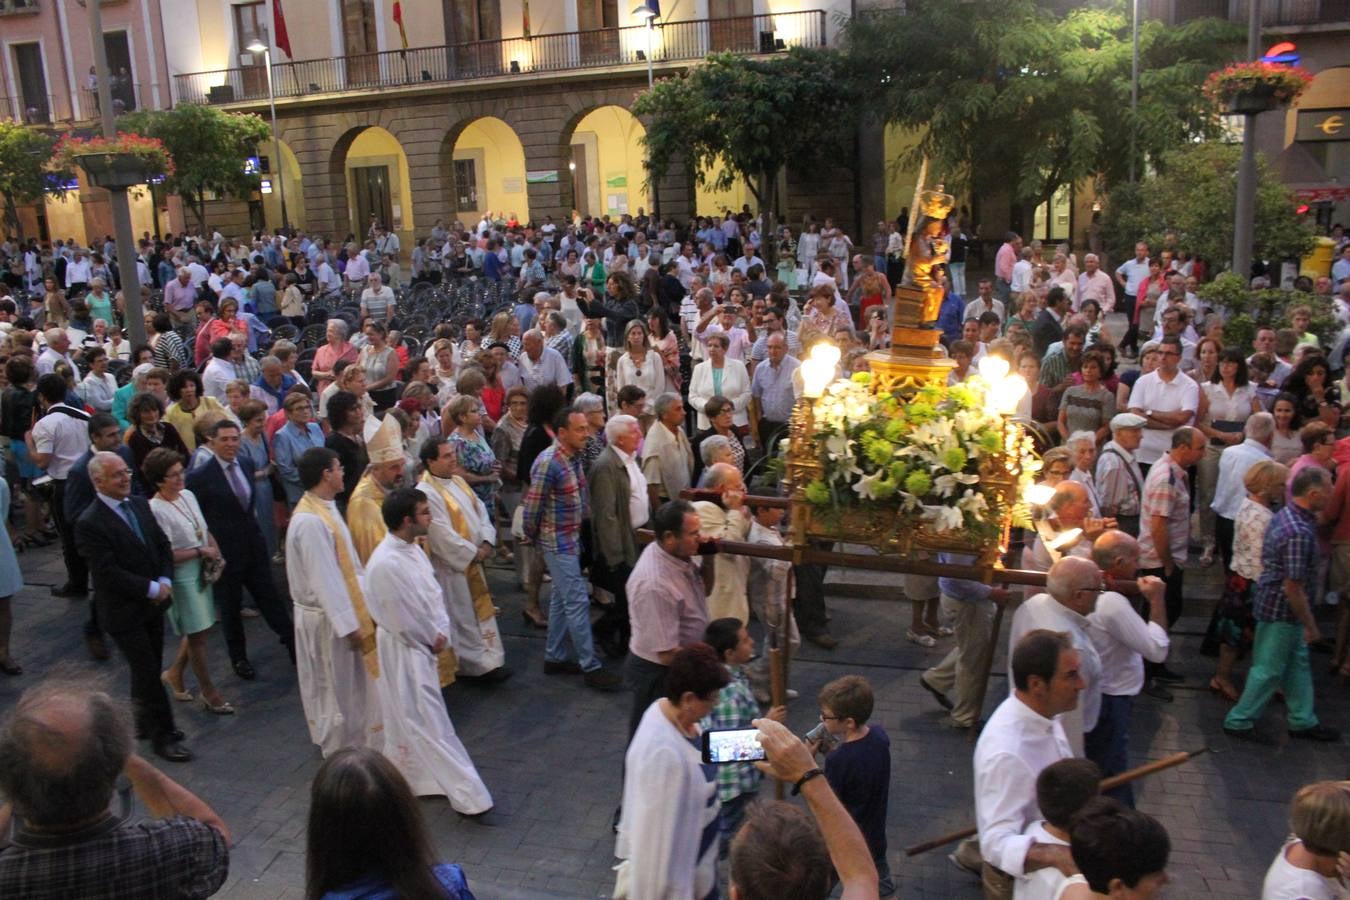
[
  {"x1": 522, "y1": 442, "x2": 587, "y2": 555},
  {"x1": 701, "y1": 665, "x2": 763, "y2": 803},
  {"x1": 1252, "y1": 502, "x2": 1319, "y2": 624}
]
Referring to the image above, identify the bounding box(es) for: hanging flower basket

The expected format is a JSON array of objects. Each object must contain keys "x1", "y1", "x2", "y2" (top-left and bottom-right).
[
  {"x1": 50, "y1": 132, "x2": 174, "y2": 189},
  {"x1": 1204, "y1": 61, "x2": 1314, "y2": 114}
]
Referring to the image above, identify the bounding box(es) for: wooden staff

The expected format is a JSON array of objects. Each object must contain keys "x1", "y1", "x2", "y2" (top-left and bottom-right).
[
  {"x1": 636, "y1": 529, "x2": 1143, "y2": 599},
  {"x1": 770, "y1": 565, "x2": 795, "y2": 800},
  {"x1": 902, "y1": 748, "x2": 1210, "y2": 857},
  {"x1": 965, "y1": 599, "x2": 1008, "y2": 745}
]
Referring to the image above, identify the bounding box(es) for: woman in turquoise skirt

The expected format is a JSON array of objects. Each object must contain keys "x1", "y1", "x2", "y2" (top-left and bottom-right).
[
  {"x1": 0, "y1": 477, "x2": 26, "y2": 674},
  {"x1": 144, "y1": 448, "x2": 234, "y2": 715},
  {"x1": 237, "y1": 400, "x2": 279, "y2": 558}
]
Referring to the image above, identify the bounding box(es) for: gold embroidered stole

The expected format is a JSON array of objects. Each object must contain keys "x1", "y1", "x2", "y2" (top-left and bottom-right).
[
  {"x1": 420, "y1": 473, "x2": 496, "y2": 622},
  {"x1": 294, "y1": 492, "x2": 379, "y2": 679},
  {"x1": 345, "y1": 473, "x2": 388, "y2": 566}
]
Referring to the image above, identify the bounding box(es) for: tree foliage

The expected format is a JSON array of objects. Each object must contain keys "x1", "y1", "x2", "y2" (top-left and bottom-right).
[
  {"x1": 118, "y1": 104, "x2": 271, "y2": 232},
  {"x1": 1100, "y1": 142, "x2": 1314, "y2": 271},
  {"x1": 842, "y1": 0, "x2": 1241, "y2": 216},
  {"x1": 1198, "y1": 272, "x2": 1339, "y2": 354},
  {"x1": 0, "y1": 121, "x2": 64, "y2": 240},
  {"x1": 632, "y1": 48, "x2": 860, "y2": 258}
]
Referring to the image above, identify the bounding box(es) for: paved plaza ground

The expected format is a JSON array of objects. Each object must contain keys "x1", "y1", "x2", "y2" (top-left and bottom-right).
[{"x1": 3, "y1": 538, "x2": 1347, "y2": 899}]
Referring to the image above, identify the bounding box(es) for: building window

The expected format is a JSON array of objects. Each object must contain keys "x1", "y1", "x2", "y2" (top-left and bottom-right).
[
  {"x1": 455, "y1": 159, "x2": 478, "y2": 210},
  {"x1": 12, "y1": 42, "x2": 50, "y2": 124}
]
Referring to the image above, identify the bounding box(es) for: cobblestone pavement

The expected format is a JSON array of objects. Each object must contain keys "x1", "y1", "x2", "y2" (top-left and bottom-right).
[{"x1": 3, "y1": 539, "x2": 1346, "y2": 898}]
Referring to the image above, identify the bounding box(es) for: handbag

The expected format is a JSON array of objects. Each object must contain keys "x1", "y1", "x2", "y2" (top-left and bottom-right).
[{"x1": 200, "y1": 553, "x2": 226, "y2": 586}]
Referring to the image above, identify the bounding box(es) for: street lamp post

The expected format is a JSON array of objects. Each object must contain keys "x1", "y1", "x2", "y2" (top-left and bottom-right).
[
  {"x1": 1129, "y1": 0, "x2": 1139, "y2": 182},
  {"x1": 247, "y1": 37, "x2": 290, "y2": 233},
  {"x1": 633, "y1": 4, "x2": 662, "y2": 223},
  {"x1": 85, "y1": 0, "x2": 146, "y2": 347},
  {"x1": 1231, "y1": 0, "x2": 1262, "y2": 285}
]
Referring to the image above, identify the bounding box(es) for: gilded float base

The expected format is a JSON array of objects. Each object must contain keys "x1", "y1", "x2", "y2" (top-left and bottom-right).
[{"x1": 866, "y1": 349, "x2": 955, "y2": 397}]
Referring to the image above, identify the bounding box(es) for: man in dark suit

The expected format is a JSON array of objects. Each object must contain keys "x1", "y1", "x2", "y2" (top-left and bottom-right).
[
  {"x1": 185, "y1": 417, "x2": 295, "y2": 680},
  {"x1": 64, "y1": 412, "x2": 145, "y2": 662},
  {"x1": 588, "y1": 415, "x2": 647, "y2": 659},
  {"x1": 1032, "y1": 285, "x2": 1071, "y2": 358},
  {"x1": 75, "y1": 451, "x2": 190, "y2": 762}
]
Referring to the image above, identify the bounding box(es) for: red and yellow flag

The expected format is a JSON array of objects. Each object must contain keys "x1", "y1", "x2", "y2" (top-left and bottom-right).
[
  {"x1": 392, "y1": 1, "x2": 408, "y2": 50},
  {"x1": 523, "y1": 1, "x2": 532, "y2": 40}
]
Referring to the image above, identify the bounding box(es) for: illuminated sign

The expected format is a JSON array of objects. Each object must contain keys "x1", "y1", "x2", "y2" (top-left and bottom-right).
[
  {"x1": 1296, "y1": 108, "x2": 1349, "y2": 143},
  {"x1": 260, "y1": 179, "x2": 273, "y2": 194},
  {"x1": 243, "y1": 156, "x2": 260, "y2": 175},
  {"x1": 1261, "y1": 41, "x2": 1300, "y2": 66}
]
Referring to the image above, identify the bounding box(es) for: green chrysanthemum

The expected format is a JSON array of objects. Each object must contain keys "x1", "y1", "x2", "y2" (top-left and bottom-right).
[
  {"x1": 978, "y1": 430, "x2": 1003, "y2": 453},
  {"x1": 941, "y1": 447, "x2": 968, "y2": 471},
  {"x1": 804, "y1": 479, "x2": 831, "y2": 505},
  {"x1": 888, "y1": 461, "x2": 909, "y2": 483},
  {"x1": 884, "y1": 418, "x2": 907, "y2": 442},
  {"x1": 907, "y1": 401, "x2": 936, "y2": 423},
  {"x1": 866, "y1": 438, "x2": 893, "y2": 466},
  {"x1": 904, "y1": 470, "x2": 932, "y2": 497},
  {"x1": 871, "y1": 475, "x2": 898, "y2": 500}
]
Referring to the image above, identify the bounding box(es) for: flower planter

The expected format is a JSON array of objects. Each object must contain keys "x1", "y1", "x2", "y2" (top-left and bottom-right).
[
  {"x1": 1225, "y1": 88, "x2": 1279, "y2": 116},
  {"x1": 75, "y1": 152, "x2": 161, "y2": 189}
]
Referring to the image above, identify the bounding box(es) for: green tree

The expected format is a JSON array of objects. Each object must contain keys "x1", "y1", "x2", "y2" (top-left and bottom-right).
[
  {"x1": 1100, "y1": 142, "x2": 1314, "y2": 271},
  {"x1": 0, "y1": 122, "x2": 64, "y2": 241},
  {"x1": 842, "y1": 1, "x2": 1241, "y2": 225},
  {"x1": 118, "y1": 104, "x2": 271, "y2": 232},
  {"x1": 632, "y1": 48, "x2": 860, "y2": 264}
]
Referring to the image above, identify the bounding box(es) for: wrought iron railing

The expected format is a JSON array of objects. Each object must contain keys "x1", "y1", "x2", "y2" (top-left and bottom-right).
[
  {"x1": 0, "y1": 0, "x2": 40, "y2": 16},
  {"x1": 1144, "y1": 0, "x2": 1348, "y2": 24},
  {"x1": 173, "y1": 10, "x2": 828, "y2": 106}
]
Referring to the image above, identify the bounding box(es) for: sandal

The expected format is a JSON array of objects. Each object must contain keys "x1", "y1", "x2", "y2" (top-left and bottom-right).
[
  {"x1": 161, "y1": 671, "x2": 194, "y2": 702},
  {"x1": 1208, "y1": 677, "x2": 1239, "y2": 702},
  {"x1": 905, "y1": 628, "x2": 937, "y2": 648}
]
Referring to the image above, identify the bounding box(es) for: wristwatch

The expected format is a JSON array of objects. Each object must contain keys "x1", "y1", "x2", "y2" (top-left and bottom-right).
[
  {"x1": 1145, "y1": 409, "x2": 1153, "y2": 419},
  {"x1": 792, "y1": 767, "x2": 825, "y2": 796}
]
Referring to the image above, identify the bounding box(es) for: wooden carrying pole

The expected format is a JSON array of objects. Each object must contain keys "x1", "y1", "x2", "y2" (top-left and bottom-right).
[{"x1": 902, "y1": 748, "x2": 1210, "y2": 857}]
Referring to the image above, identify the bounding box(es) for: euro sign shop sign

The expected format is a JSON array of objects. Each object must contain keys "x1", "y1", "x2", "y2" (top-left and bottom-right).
[{"x1": 1297, "y1": 109, "x2": 1348, "y2": 142}]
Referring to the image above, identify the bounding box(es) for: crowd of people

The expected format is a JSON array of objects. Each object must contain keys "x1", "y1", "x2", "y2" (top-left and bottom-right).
[{"x1": 0, "y1": 211, "x2": 1347, "y2": 898}]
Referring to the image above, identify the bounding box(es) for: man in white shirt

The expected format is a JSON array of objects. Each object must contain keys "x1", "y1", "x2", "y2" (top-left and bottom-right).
[
  {"x1": 1009, "y1": 247, "x2": 1034, "y2": 295},
  {"x1": 344, "y1": 246, "x2": 371, "y2": 286},
  {"x1": 732, "y1": 244, "x2": 764, "y2": 276},
  {"x1": 1211, "y1": 412, "x2": 1274, "y2": 566},
  {"x1": 36, "y1": 328, "x2": 77, "y2": 377},
  {"x1": 1008, "y1": 556, "x2": 1104, "y2": 756},
  {"x1": 675, "y1": 244, "x2": 698, "y2": 290},
  {"x1": 1127, "y1": 337, "x2": 1198, "y2": 468},
  {"x1": 65, "y1": 249, "x2": 92, "y2": 292},
  {"x1": 31, "y1": 373, "x2": 93, "y2": 601},
  {"x1": 201, "y1": 337, "x2": 237, "y2": 403},
  {"x1": 1076, "y1": 254, "x2": 1114, "y2": 314},
  {"x1": 185, "y1": 257, "x2": 209, "y2": 289},
  {"x1": 964, "y1": 279, "x2": 1006, "y2": 323},
  {"x1": 219, "y1": 269, "x2": 245, "y2": 307},
  {"x1": 964, "y1": 629, "x2": 1081, "y2": 896},
  {"x1": 1085, "y1": 531, "x2": 1170, "y2": 807},
  {"x1": 517, "y1": 330, "x2": 572, "y2": 393},
  {"x1": 314, "y1": 254, "x2": 338, "y2": 295}
]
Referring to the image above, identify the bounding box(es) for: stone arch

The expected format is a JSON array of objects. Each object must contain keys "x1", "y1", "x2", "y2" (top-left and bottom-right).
[
  {"x1": 328, "y1": 123, "x2": 416, "y2": 248},
  {"x1": 439, "y1": 116, "x2": 530, "y2": 224},
  {"x1": 560, "y1": 104, "x2": 651, "y2": 220},
  {"x1": 259, "y1": 137, "x2": 306, "y2": 231}
]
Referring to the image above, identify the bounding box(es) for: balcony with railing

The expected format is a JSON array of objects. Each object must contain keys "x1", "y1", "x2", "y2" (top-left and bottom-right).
[
  {"x1": 1, "y1": 83, "x2": 148, "y2": 126},
  {"x1": 1138, "y1": 0, "x2": 1348, "y2": 25},
  {"x1": 0, "y1": 0, "x2": 40, "y2": 15},
  {"x1": 173, "y1": 9, "x2": 828, "y2": 107}
]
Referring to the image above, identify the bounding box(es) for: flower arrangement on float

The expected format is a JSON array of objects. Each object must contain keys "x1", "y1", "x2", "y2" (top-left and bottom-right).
[{"x1": 783, "y1": 346, "x2": 1039, "y2": 564}]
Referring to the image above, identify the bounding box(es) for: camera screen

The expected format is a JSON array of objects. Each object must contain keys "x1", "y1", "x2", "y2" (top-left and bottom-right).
[{"x1": 704, "y1": 728, "x2": 766, "y2": 764}]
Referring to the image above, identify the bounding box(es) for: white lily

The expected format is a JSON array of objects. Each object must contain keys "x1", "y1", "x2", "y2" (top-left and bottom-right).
[
  {"x1": 852, "y1": 469, "x2": 889, "y2": 501},
  {"x1": 935, "y1": 472, "x2": 980, "y2": 498},
  {"x1": 921, "y1": 504, "x2": 965, "y2": 532}
]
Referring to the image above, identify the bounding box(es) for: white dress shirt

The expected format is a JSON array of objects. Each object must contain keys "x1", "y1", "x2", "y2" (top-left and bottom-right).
[
  {"x1": 613, "y1": 446, "x2": 650, "y2": 530},
  {"x1": 974, "y1": 695, "x2": 1073, "y2": 878},
  {"x1": 1210, "y1": 438, "x2": 1271, "y2": 520},
  {"x1": 1087, "y1": 592, "x2": 1170, "y2": 697},
  {"x1": 1127, "y1": 370, "x2": 1199, "y2": 465},
  {"x1": 1008, "y1": 594, "x2": 1102, "y2": 754}
]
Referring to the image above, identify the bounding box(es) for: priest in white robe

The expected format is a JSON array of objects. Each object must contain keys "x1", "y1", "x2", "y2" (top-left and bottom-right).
[
  {"x1": 416, "y1": 436, "x2": 510, "y2": 681},
  {"x1": 285, "y1": 445, "x2": 382, "y2": 756},
  {"x1": 365, "y1": 487, "x2": 494, "y2": 814}
]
